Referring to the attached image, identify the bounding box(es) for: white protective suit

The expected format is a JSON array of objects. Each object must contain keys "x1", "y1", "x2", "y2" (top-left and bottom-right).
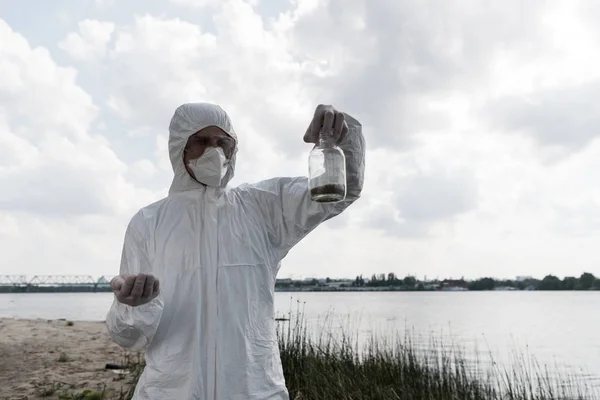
[{"x1": 105, "y1": 103, "x2": 365, "y2": 400}]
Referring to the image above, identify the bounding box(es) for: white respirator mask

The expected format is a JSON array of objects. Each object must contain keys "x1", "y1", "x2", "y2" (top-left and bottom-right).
[{"x1": 188, "y1": 147, "x2": 229, "y2": 187}]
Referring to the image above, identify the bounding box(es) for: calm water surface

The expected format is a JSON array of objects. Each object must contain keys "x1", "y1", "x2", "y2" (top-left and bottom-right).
[{"x1": 2, "y1": 291, "x2": 599, "y2": 389}]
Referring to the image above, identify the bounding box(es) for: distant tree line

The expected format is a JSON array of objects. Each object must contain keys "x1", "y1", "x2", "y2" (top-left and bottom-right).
[
  {"x1": 273, "y1": 272, "x2": 600, "y2": 291},
  {"x1": 352, "y1": 273, "x2": 418, "y2": 289},
  {"x1": 348, "y1": 272, "x2": 600, "y2": 291},
  {"x1": 466, "y1": 272, "x2": 600, "y2": 291}
]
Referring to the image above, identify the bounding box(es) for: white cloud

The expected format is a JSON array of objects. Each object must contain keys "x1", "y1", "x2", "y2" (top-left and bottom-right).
[
  {"x1": 168, "y1": 0, "x2": 219, "y2": 8},
  {"x1": 2, "y1": 0, "x2": 600, "y2": 281},
  {"x1": 94, "y1": 0, "x2": 115, "y2": 6},
  {"x1": 0, "y1": 16, "x2": 158, "y2": 276},
  {"x1": 129, "y1": 158, "x2": 157, "y2": 180},
  {"x1": 485, "y1": 81, "x2": 600, "y2": 155},
  {"x1": 58, "y1": 19, "x2": 115, "y2": 61},
  {"x1": 0, "y1": 19, "x2": 153, "y2": 216}
]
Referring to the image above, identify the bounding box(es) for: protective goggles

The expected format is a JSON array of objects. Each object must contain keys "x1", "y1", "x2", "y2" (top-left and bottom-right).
[{"x1": 185, "y1": 135, "x2": 236, "y2": 159}]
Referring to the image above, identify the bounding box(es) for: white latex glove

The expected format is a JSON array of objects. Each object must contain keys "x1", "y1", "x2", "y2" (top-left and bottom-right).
[
  {"x1": 304, "y1": 104, "x2": 349, "y2": 144},
  {"x1": 111, "y1": 273, "x2": 160, "y2": 307}
]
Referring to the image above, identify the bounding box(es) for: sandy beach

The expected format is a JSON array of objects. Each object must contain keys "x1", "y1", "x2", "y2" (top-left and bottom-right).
[{"x1": 0, "y1": 318, "x2": 140, "y2": 400}]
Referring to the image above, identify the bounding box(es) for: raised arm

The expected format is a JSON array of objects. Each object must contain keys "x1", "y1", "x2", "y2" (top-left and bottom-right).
[
  {"x1": 240, "y1": 107, "x2": 365, "y2": 261},
  {"x1": 105, "y1": 217, "x2": 164, "y2": 351}
]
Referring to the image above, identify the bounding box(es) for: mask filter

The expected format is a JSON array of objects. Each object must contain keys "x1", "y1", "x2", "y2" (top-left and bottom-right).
[{"x1": 188, "y1": 147, "x2": 228, "y2": 187}]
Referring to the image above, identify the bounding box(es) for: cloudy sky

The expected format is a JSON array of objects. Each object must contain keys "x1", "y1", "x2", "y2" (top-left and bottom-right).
[{"x1": 1, "y1": 0, "x2": 599, "y2": 282}]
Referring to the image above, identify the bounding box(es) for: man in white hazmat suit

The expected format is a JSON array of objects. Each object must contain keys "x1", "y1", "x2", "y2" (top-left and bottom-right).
[{"x1": 105, "y1": 102, "x2": 365, "y2": 399}]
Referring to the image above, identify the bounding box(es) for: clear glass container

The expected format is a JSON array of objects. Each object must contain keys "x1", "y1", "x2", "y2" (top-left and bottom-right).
[{"x1": 308, "y1": 129, "x2": 346, "y2": 203}]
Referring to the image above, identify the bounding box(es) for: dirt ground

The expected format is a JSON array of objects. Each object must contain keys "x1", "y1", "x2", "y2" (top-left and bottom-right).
[{"x1": 0, "y1": 318, "x2": 141, "y2": 400}]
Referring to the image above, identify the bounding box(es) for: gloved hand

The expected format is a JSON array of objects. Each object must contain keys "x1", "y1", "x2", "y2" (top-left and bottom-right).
[
  {"x1": 304, "y1": 104, "x2": 349, "y2": 144},
  {"x1": 111, "y1": 273, "x2": 160, "y2": 307}
]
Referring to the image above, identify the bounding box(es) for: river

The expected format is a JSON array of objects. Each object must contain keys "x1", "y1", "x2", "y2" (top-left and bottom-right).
[{"x1": 1, "y1": 291, "x2": 599, "y2": 392}]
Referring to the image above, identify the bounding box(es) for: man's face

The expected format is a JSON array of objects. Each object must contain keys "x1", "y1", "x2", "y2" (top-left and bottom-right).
[{"x1": 183, "y1": 126, "x2": 234, "y2": 178}]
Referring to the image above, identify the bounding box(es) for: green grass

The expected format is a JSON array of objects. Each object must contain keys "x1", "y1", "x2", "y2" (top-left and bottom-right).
[
  {"x1": 122, "y1": 309, "x2": 598, "y2": 400},
  {"x1": 33, "y1": 379, "x2": 107, "y2": 399}
]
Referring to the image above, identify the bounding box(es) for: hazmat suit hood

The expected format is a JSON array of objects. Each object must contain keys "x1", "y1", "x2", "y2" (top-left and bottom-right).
[{"x1": 167, "y1": 103, "x2": 238, "y2": 194}]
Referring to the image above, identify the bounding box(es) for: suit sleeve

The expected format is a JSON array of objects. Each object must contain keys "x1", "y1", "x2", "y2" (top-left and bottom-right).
[
  {"x1": 105, "y1": 220, "x2": 164, "y2": 351},
  {"x1": 241, "y1": 112, "x2": 366, "y2": 261}
]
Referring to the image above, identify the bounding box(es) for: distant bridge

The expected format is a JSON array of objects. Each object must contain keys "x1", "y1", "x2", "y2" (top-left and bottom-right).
[{"x1": 0, "y1": 275, "x2": 115, "y2": 289}]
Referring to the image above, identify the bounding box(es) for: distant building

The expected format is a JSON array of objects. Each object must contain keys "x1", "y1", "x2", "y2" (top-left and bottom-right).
[
  {"x1": 516, "y1": 276, "x2": 533, "y2": 282},
  {"x1": 442, "y1": 286, "x2": 468, "y2": 291},
  {"x1": 303, "y1": 277, "x2": 325, "y2": 283},
  {"x1": 324, "y1": 280, "x2": 353, "y2": 288}
]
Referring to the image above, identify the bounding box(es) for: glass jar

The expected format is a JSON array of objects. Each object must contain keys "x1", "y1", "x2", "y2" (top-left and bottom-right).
[{"x1": 308, "y1": 129, "x2": 347, "y2": 203}]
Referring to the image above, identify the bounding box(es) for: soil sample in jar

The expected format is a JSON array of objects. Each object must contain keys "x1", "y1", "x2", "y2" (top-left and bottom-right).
[
  {"x1": 308, "y1": 127, "x2": 347, "y2": 203},
  {"x1": 310, "y1": 184, "x2": 346, "y2": 203}
]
